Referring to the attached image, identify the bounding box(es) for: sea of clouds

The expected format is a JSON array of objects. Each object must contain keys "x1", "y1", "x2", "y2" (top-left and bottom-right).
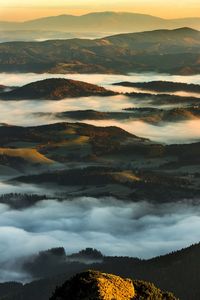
[
  {"x1": 0, "y1": 197, "x2": 200, "y2": 281},
  {"x1": 0, "y1": 73, "x2": 200, "y2": 143},
  {"x1": 0, "y1": 72, "x2": 200, "y2": 282}
]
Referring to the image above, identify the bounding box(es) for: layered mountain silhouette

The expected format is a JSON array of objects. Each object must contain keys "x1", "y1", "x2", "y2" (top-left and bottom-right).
[
  {"x1": 1, "y1": 12, "x2": 200, "y2": 33},
  {"x1": 0, "y1": 28, "x2": 199, "y2": 74}
]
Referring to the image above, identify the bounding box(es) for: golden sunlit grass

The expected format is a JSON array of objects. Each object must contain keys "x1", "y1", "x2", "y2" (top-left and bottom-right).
[
  {"x1": 97, "y1": 272, "x2": 135, "y2": 299},
  {"x1": 0, "y1": 148, "x2": 54, "y2": 164}
]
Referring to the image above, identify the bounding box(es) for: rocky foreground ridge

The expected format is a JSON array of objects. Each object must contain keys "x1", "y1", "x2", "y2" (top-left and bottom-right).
[{"x1": 50, "y1": 270, "x2": 177, "y2": 300}]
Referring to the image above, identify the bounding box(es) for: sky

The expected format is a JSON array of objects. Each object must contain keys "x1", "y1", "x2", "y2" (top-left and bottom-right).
[{"x1": 0, "y1": 0, "x2": 199, "y2": 22}]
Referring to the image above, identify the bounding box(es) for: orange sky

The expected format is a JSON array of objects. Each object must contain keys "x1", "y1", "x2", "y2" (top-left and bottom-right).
[{"x1": 0, "y1": 1, "x2": 200, "y2": 22}]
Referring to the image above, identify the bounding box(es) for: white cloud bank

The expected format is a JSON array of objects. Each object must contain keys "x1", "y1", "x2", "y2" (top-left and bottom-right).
[{"x1": 0, "y1": 197, "x2": 200, "y2": 281}]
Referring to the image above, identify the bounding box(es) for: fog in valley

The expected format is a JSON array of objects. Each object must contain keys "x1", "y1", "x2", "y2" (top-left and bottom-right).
[
  {"x1": 0, "y1": 72, "x2": 200, "y2": 143},
  {"x1": 1, "y1": 72, "x2": 200, "y2": 87},
  {"x1": 0, "y1": 197, "x2": 200, "y2": 282},
  {"x1": 0, "y1": 71, "x2": 200, "y2": 283},
  {"x1": 85, "y1": 119, "x2": 200, "y2": 144}
]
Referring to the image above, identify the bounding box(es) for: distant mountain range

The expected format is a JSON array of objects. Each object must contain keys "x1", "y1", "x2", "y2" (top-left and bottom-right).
[
  {"x1": 1, "y1": 12, "x2": 200, "y2": 34},
  {"x1": 0, "y1": 27, "x2": 200, "y2": 74}
]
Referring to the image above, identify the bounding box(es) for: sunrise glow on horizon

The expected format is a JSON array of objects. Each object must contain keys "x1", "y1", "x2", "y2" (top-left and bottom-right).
[{"x1": 0, "y1": 0, "x2": 200, "y2": 22}]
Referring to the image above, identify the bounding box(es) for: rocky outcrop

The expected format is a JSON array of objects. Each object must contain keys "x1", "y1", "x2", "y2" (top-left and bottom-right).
[
  {"x1": 50, "y1": 270, "x2": 179, "y2": 300},
  {"x1": 50, "y1": 270, "x2": 135, "y2": 300}
]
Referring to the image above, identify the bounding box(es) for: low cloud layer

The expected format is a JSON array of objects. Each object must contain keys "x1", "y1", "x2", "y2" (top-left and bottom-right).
[
  {"x1": 85, "y1": 119, "x2": 200, "y2": 143},
  {"x1": 0, "y1": 72, "x2": 200, "y2": 283},
  {"x1": 0, "y1": 72, "x2": 200, "y2": 87},
  {"x1": 0, "y1": 182, "x2": 51, "y2": 195},
  {"x1": 0, "y1": 197, "x2": 200, "y2": 281},
  {"x1": 0, "y1": 72, "x2": 200, "y2": 144},
  {"x1": 0, "y1": 95, "x2": 200, "y2": 143}
]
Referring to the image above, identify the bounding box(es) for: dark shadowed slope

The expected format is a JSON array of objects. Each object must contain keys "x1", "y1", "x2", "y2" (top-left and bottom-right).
[{"x1": 115, "y1": 81, "x2": 200, "y2": 93}]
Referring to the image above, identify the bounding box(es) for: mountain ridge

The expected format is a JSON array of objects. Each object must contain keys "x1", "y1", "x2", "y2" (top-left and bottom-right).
[
  {"x1": 0, "y1": 27, "x2": 200, "y2": 74},
  {"x1": 1, "y1": 12, "x2": 200, "y2": 33}
]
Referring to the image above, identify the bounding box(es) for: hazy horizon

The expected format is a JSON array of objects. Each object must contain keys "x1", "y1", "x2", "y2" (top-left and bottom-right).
[
  {"x1": 1, "y1": 11, "x2": 200, "y2": 23},
  {"x1": 0, "y1": 0, "x2": 200, "y2": 22}
]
